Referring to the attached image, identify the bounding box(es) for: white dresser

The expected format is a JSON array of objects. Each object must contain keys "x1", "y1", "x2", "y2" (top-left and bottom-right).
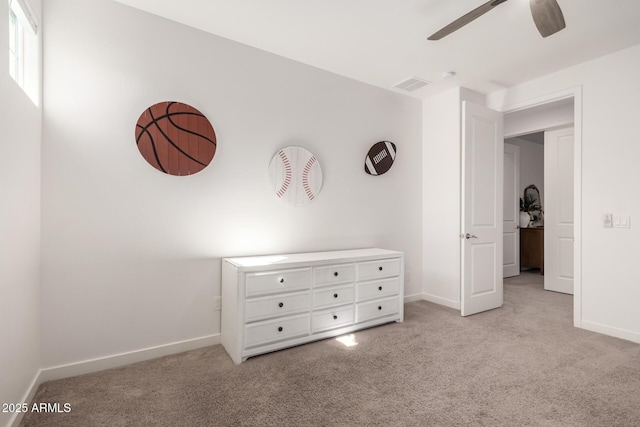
[{"x1": 221, "y1": 248, "x2": 404, "y2": 364}]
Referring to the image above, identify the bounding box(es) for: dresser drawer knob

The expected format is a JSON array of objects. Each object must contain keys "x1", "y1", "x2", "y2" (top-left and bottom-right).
[
  {"x1": 278, "y1": 326, "x2": 283, "y2": 332},
  {"x1": 334, "y1": 272, "x2": 339, "y2": 277},
  {"x1": 378, "y1": 286, "x2": 383, "y2": 291},
  {"x1": 278, "y1": 302, "x2": 284, "y2": 308},
  {"x1": 333, "y1": 293, "x2": 338, "y2": 298},
  {"x1": 378, "y1": 306, "x2": 382, "y2": 311},
  {"x1": 378, "y1": 266, "x2": 383, "y2": 271},
  {"x1": 279, "y1": 278, "x2": 285, "y2": 284},
  {"x1": 333, "y1": 315, "x2": 338, "y2": 320}
]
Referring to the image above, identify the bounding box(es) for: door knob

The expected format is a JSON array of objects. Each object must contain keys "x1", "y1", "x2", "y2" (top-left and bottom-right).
[{"x1": 459, "y1": 233, "x2": 478, "y2": 239}]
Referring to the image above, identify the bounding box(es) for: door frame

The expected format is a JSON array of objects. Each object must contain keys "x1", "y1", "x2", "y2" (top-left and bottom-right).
[
  {"x1": 503, "y1": 142, "x2": 520, "y2": 279},
  {"x1": 497, "y1": 86, "x2": 582, "y2": 328}
]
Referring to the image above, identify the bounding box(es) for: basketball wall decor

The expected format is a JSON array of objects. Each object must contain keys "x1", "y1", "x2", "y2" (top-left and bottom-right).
[
  {"x1": 135, "y1": 101, "x2": 217, "y2": 176},
  {"x1": 269, "y1": 146, "x2": 323, "y2": 206},
  {"x1": 364, "y1": 141, "x2": 396, "y2": 176}
]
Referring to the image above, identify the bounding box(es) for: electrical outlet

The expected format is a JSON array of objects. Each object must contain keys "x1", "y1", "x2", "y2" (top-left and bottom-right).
[{"x1": 213, "y1": 297, "x2": 221, "y2": 310}]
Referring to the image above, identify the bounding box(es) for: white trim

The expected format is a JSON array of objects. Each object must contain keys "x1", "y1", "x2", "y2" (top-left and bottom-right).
[
  {"x1": 404, "y1": 293, "x2": 423, "y2": 303},
  {"x1": 498, "y1": 86, "x2": 583, "y2": 330},
  {"x1": 8, "y1": 370, "x2": 43, "y2": 427},
  {"x1": 571, "y1": 88, "x2": 583, "y2": 328},
  {"x1": 40, "y1": 334, "x2": 220, "y2": 383},
  {"x1": 421, "y1": 293, "x2": 461, "y2": 310},
  {"x1": 497, "y1": 87, "x2": 578, "y2": 115},
  {"x1": 581, "y1": 320, "x2": 640, "y2": 344},
  {"x1": 9, "y1": 0, "x2": 38, "y2": 34}
]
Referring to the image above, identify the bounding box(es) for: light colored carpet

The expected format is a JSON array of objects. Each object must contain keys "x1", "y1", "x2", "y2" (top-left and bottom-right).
[{"x1": 20, "y1": 272, "x2": 640, "y2": 426}]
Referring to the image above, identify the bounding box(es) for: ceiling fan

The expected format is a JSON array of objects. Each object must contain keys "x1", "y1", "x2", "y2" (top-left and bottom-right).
[{"x1": 428, "y1": 0, "x2": 566, "y2": 41}]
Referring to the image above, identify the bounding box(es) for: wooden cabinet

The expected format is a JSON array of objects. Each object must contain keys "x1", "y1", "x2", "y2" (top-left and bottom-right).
[
  {"x1": 221, "y1": 248, "x2": 404, "y2": 364},
  {"x1": 520, "y1": 227, "x2": 544, "y2": 274}
]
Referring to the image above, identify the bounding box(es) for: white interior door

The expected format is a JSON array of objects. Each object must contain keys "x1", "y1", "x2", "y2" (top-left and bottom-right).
[
  {"x1": 503, "y1": 143, "x2": 520, "y2": 278},
  {"x1": 461, "y1": 101, "x2": 504, "y2": 316},
  {"x1": 544, "y1": 126, "x2": 574, "y2": 294}
]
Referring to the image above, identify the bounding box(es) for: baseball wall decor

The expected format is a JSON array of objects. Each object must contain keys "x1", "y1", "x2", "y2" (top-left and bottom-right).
[
  {"x1": 135, "y1": 101, "x2": 217, "y2": 176},
  {"x1": 365, "y1": 141, "x2": 397, "y2": 176},
  {"x1": 269, "y1": 146, "x2": 323, "y2": 206}
]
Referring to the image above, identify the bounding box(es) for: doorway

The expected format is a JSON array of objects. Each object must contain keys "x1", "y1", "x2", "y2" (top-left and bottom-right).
[
  {"x1": 504, "y1": 131, "x2": 545, "y2": 279},
  {"x1": 500, "y1": 89, "x2": 581, "y2": 327}
]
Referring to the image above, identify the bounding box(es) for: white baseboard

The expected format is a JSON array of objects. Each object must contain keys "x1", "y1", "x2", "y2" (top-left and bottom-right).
[
  {"x1": 405, "y1": 292, "x2": 461, "y2": 310},
  {"x1": 40, "y1": 334, "x2": 220, "y2": 383},
  {"x1": 404, "y1": 293, "x2": 423, "y2": 303},
  {"x1": 580, "y1": 320, "x2": 640, "y2": 344},
  {"x1": 8, "y1": 369, "x2": 44, "y2": 427},
  {"x1": 421, "y1": 293, "x2": 461, "y2": 310}
]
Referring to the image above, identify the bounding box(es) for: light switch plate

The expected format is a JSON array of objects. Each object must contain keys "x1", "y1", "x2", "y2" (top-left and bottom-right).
[
  {"x1": 603, "y1": 213, "x2": 613, "y2": 228},
  {"x1": 613, "y1": 215, "x2": 630, "y2": 228}
]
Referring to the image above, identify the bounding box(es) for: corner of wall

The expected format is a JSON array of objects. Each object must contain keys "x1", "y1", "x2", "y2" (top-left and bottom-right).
[
  {"x1": 459, "y1": 87, "x2": 486, "y2": 105},
  {"x1": 421, "y1": 88, "x2": 463, "y2": 307}
]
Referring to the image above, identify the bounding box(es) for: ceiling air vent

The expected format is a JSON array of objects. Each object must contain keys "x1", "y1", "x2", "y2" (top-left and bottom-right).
[{"x1": 393, "y1": 76, "x2": 431, "y2": 92}]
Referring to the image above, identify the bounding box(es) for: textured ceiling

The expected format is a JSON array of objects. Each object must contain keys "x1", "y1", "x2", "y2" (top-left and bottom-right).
[{"x1": 112, "y1": 0, "x2": 640, "y2": 99}]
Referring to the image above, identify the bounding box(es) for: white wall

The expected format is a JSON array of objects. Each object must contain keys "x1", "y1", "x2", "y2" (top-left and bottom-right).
[
  {"x1": 0, "y1": 0, "x2": 42, "y2": 425},
  {"x1": 488, "y1": 43, "x2": 640, "y2": 343},
  {"x1": 422, "y1": 88, "x2": 485, "y2": 309},
  {"x1": 422, "y1": 88, "x2": 462, "y2": 308},
  {"x1": 40, "y1": 0, "x2": 423, "y2": 369},
  {"x1": 505, "y1": 137, "x2": 544, "y2": 213}
]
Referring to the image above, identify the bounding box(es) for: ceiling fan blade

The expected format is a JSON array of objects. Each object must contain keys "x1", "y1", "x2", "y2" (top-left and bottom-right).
[
  {"x1": 530, "y1": 0, "x2": 566, "y2": 37},
  {"x1": 428, "y1": 0, "x2": 510, "y2": 41}
]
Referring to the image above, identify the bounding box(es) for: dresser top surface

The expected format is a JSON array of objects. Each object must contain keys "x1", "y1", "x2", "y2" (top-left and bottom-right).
[{"x1": 223, "y1": 248, "x2": 403, "y2": 270}]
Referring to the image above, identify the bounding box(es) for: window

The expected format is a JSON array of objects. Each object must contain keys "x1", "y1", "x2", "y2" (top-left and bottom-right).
[
  {"x1": 8, "y1": 6, "x2": 22, "y2": 85},
  {"x1": 8, "y1": 0, "x2": 39, "y2": 104}
]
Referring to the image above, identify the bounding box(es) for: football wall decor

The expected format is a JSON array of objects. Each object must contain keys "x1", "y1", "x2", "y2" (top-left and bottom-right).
[
  {"x1": 135, "y1": 101, "x2": 217, "y2": 176},
  {"x1": 269, "y1": 146, "x2": 323, "y2": 206},
  {"x1": 365, "y1": 141, "x2": 396, "y2": 176}
]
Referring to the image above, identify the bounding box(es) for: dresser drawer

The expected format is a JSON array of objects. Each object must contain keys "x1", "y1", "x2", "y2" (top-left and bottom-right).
[
  {"x1": 313, "y1": 284, "x2": 355, "y2": 309},
  {"x1": 314, "y1": 263, "x2": 356, "y2": 287},
  {"x1": 245, "y1": 291, "x2": 310, "y2": 323},
  {"x1": 244, "y1": 313, "x2": 310, "y2": 348},
  {"x1": 356, "y1": 297, "x2": 399, "y2": 323},
  {"x1": 357, "y1": 278, "x2": 401, "y2": 302},
  {"x1": 357, "y1": 258, "x2": 401, "y2": 281},
  {"x1": 245, "y1": 268, "x2": 312, "y2": 297},
  {"x1": 311, "y1": 306, "x2": 354, "y2": 333}
]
